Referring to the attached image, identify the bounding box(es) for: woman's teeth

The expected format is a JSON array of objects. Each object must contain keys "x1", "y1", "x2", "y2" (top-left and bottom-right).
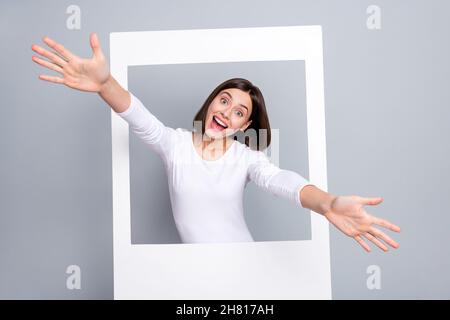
[{"x1": 213, "y1": 116, "x2": 228, "y2": 129}]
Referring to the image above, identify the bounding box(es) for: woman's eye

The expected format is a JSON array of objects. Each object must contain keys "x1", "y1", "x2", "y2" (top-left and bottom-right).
[
  {"x1": 236, "y1": 110, "x2": 243, "y2": 117},
  {"x1": 220, "y1": 98, "x2": 227, "y2": 104}
]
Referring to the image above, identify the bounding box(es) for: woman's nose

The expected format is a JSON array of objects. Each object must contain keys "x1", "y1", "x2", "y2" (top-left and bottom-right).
[
  {"x1": 221, "y1": 108, "x2": 231, "y2": 119},
  {"x1": 219, "y1": 111, "x2": 226, "y2": 120}
]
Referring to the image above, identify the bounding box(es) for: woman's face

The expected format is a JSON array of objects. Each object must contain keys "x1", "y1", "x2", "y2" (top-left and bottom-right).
[{"x1": 204, "y1": 88, "x2": 253, "y2": 139}]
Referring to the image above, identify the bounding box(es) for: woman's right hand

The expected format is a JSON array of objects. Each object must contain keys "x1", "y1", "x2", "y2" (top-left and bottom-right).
[{"x1": 31, "y1": 33, "x2": 110, "y2": 93}]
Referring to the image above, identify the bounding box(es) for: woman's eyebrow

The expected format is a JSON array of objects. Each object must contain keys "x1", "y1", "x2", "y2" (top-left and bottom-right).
[{"x1": 222, "y1": 91, "x2": 248, "y2": 111}]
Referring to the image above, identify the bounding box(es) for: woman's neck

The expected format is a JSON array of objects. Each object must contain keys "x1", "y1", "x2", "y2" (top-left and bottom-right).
[{"x1": 192, "y1": 132, "x2": 234, "y2": 153}]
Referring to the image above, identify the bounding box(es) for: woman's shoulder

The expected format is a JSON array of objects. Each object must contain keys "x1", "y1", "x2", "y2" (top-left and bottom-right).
[
  {"x1": 233, "y1": 140, "x2": 268, "y2": 163},
  {"x1": 157, "y1": 127, "x2": 192, "y2": 153},
  {"x1": 165, "y1": 127, "x2": 191, "y2": 138},
  {"x1": 173, "y1": 127, "x2": 191, "y2": 135}
]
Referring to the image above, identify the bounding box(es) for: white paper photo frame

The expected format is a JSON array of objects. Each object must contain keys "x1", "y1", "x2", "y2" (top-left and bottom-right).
[{"x1": 110, "y1": 25, "x2": 331, "y2": 299}]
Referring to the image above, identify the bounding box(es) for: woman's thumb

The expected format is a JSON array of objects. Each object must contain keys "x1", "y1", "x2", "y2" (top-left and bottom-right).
[
  {"x1": 359, "y1": 196, "x2": 383, "y2": 206},
  {"x1": 90, "y1": 32, "x2": 104, "y2": 58}
]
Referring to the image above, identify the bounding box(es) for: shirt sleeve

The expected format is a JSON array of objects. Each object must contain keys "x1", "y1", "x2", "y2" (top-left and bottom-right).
[
  {"x1": 114, "y1": 92, "x2": 178, "y2": 162},
  {"x1": 246, "y1": 150, "x2": 314, "y2": 208}
]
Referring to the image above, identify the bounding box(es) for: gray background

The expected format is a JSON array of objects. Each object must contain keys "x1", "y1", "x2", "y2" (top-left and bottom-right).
[{"x1": 1, "y1": 0, "x2": 449, "y2": 299}]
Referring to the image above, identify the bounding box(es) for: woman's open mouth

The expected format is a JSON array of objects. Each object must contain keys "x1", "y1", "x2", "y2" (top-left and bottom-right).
[{"x1": 211, "y1": 115, "x2": 228, "y2": 131}]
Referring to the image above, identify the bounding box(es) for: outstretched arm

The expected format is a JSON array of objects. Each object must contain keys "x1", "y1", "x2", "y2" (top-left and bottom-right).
[
  {"x1": 114, "y1": 92, "x2": 178, "y2": 160},
  {"x1": 300, "y1": 185, "x2": 401, "y2": 252},
  {"x1": 32, "y1": 33, "x2": 177, "y2": 160},
  {"x1": 247, "y1": 150, "x2": 401, "y2": 253},
  {"x1": 246, "y1": 150, "x2": 315, "y2": 208}
]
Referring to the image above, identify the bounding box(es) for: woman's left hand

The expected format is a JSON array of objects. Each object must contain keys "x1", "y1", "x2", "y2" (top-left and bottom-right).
[{"x1": 325, "y1": 195, "x2": 401, "y2": 252}]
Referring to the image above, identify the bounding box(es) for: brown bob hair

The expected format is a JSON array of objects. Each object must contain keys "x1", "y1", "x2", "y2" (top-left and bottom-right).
[{"x1": 192, "y1": 78, "x2": 271, "y2": 151}]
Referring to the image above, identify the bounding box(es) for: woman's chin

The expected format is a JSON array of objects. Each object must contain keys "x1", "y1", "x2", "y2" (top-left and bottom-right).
[
  {"x1": 205, "y1": 128, "x2": 224, "y2": 139},
  {"x1": 205, "y1": 128, "x2": 234, "y2": 140}
]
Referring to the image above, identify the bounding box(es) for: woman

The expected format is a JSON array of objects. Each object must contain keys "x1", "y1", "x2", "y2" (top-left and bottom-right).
[{"x1": 31, "y1": 33, "x2": 401, "y2": 251}]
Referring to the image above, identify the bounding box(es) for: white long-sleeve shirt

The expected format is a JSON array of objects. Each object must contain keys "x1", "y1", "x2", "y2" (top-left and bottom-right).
[{"x1": 116, "y1": 92, "x2": 313, "y2": 243}]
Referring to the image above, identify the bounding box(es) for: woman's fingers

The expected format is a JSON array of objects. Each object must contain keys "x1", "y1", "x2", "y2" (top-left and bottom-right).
[
  {"x1": 32, "y1": 55, "x2": 64, "y2": 75},
  {"x1": 89, "y1": 32, "x2": 104, "y2": 59},
  {"x1": 372, "y1": 216, "x2": 401, "y2": 232},
  {"x1": 363, "y1": 232, "x2": 388, "y2": 252},
  {"x1": 42, "y1": 36, "x2": 76, "y2": 62},
  {"x1": 38, "y1": 74, "x2": 65, "y2": 85},
  {"x1": 354, "y1": 235, "x2": 371, "y2": 252},
  {"x1": 370, "y1": 227, "x2": 399, "y2": 249},
  {"x1": 31, "y1": 44, "x2": 67, "y2": 68}
]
